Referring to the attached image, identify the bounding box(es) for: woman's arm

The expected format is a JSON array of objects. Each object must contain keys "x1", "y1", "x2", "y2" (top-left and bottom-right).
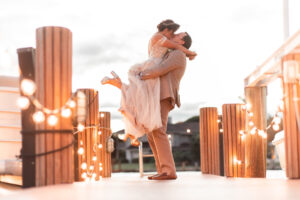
[{"x1": 161, "y1": 38, "x2": 196, "y2": 57}]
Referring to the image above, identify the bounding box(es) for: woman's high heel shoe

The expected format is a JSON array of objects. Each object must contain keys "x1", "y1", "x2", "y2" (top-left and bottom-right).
[{"x1": 101, "y1": 76, "x2": 111, "y2": 85}]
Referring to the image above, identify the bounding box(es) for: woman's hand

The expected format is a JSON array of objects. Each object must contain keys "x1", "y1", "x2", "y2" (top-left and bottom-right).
[{"x1": 187, "y1": 52, "x2": 197, "y2": 60}]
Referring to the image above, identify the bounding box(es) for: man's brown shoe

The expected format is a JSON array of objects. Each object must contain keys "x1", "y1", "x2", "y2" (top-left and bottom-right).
[{"x1": 150, "y1": 173, "x2": 177, "y2": 180}]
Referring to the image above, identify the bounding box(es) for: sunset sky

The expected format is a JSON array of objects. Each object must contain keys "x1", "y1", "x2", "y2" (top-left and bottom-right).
[{"x1": 0, "y1": 0, "x2": 300, "y2": 131}]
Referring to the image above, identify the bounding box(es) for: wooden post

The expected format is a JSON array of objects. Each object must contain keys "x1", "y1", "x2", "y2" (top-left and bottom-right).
[
  {"x1": 99, "y1": 111, "x2": 112, "y2": 178},
  {"x1": 244, "y1": 87, "x2": 267, "y2": 178},
  {"x1": 222, "y1": 104, "x2": 246, "y2": 177},
  {"x1": 17, "y1": 47, "x2": 36, "y2": 188},
  {"x1": 218, "y1": 115, "x2": 224, "y2": 176},
  {"x1": 35, "y1": 26, "x2": 73, "y2": 186},
  {"x1": 75, "y1": 89, "x2": 100, "y2": 181},
  {"x1": 281, "y1": 53, "x2": 300, "y2": 179},
  {"x1": 199, "y1": 107, "x2": 220, "y2": 175}
]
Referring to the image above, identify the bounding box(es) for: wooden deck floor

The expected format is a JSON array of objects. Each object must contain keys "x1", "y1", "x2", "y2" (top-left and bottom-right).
[{"x1": 1, "y1": 171, "x2": 300, "y2": 200}]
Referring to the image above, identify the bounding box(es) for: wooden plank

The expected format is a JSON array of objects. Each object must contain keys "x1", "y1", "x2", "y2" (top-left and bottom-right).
[
  {"x1": 53, "y1": 27, "x2": 61, "y2": 184},
  {"x1": 222, "y1": 105, "x2": 228, "y2": 176}
]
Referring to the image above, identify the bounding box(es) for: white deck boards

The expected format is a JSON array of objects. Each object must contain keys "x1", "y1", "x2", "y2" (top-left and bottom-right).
[{"x1": 1, "y1": 171, "x2": 300, "y2": 200}]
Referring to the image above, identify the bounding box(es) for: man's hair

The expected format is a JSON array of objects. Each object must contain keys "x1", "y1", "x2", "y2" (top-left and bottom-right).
[{"x1": 182, "y1": 32, "x2": 192, "y2": 49}]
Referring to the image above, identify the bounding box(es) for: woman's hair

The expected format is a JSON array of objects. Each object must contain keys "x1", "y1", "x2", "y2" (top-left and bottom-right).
[{"x1": 157, "y1": 19, "x2": 180, "y2": 32}]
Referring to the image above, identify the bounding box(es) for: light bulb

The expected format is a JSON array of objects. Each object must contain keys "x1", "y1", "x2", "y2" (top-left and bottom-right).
[
  {"x1": 17, "y1": 96, "x2": 30, "y2": 109},
  {"x1": 81, "y1": 162, "x2": 87, "y2": 170},
  {"x1": 81, "y1": 172, "x2": 87, "y2": 179},
  {"x1": 219, "y1": 129, "x2": 223, "y2": 133},
  {"x1": 78, "y1": 123, "x2": 85, "y2": 132},
  {"x1": 258, "y1": 130, "x2": 265, "y2": 136},
  {"x1": 241, "y1": 134, "x2": 245, "y2": 140},
  {"x1": 92, "y1": 156, "x2": 97, "y2": 161},
  {"x1": 246, "y1": 103, "x2": 251, "y2": 110},
  {"x1": 100, "y1": 113, "x2": 105, "y2": 118},
  {"x1": 239, "y1": 130, "x2": 244, "y2": 135},
  {"x1": 68, "y1": 100, "x2": 76, "y2": 108},
  {"x1": 249, "y1": 121, "x2": 254, "y2": 127},
  {"x1": 98, "y1": 144, "x2": 103, "y2": 149},
  {"x1": 33, "y1": 111, "x2": 45, "y2": 123},
  {"x1": 250, "y1": 128, "x2": 256, "y2": 135},
  {"x1": 99, "y1": 163, "x2": 102, "y2": 166},
  {"x1": 92, "y1": 173, "x2": 97, "y2": 179},
  {"x1": 89, "y1": 165, "x2": 94, "y2": 170},
  {"x1": 21, "y1": 79, "x2": 36, "y2": 96},
  {"x1": 186, "y1": 129, "x2": 191, "y2": 133},
  {"x1": 217, "y1": 119, "x2": 221, "y2": 123},
  {"x1": 99, "y1": 167, "x2": 103, "y2": 171},
  {"x1": 272, "y1": 124, "x2": 280, "y2": 131},
  {"x1": 61, "y1": 108, "x2": 72, "y2": 118},
  {"x1": 233, "y1": 157, "x2": 241, "y2": 165},
  {"x1": 262, "y1": 133, "x2": 267, "y2": 139},
  {"x1": 98, "y1": 131, "x2": 102, "y2": 135},
  {"x1": 241, "y1": 105, "x2": 246, "y2": 110},
  {"x1": 248, "y1": 112, "x2": 254, "y2": 117},
  {"x1": 78, "y1": 147, "x2": 84, "y2": 155},
  {"x1": 274, "y1": 117, "x2": 281, "y2": 124},
  {"x1": 47, "y1": 115, "x2": 58, "y2": 126}
]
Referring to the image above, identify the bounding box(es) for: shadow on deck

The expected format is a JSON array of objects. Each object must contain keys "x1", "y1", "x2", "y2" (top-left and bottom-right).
[{"x1": 1, "y1": 171, "x2": 300, "y2": 200}]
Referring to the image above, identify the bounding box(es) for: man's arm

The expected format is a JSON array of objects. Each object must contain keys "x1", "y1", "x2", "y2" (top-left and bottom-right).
[{"x1": 140, "y1": 50, "x2": 186, "y2": 80}]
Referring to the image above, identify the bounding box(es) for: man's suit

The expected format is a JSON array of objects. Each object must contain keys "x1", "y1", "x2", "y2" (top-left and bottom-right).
[{"x1": 142, "y1": 50, "x2": 186, "y2": 176}]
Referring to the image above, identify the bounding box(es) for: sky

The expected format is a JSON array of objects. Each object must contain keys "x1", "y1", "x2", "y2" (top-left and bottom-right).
[{"x1": 0, "y1": 0, "x2": 300, "y2": 131}]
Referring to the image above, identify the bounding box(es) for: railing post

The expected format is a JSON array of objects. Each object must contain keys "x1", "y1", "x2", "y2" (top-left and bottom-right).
[
  {"x1": 17, "y1": 47, "x2": 36, "y2": 188},
  {"x1": 35, "y1": 26, "x2": 73, "y2": 186},
  {"x1": 99, "y1": 111, "x2": 112, "y2": 178},
  {"x1": 199, "y1": 107, "x2": 220, "y2": 175},
  {"x1": 222, "y1": 104, "x2": 246, "y2": 177},
  {"x1": 281, "y1": 53, "x2": 300, "y2": 178},
  {"x1": 75, "y1": 89, "x2": 100, "y2": 181},
  {"x1": 244, "y1": 87, "x2": 267, "y2": 178}
]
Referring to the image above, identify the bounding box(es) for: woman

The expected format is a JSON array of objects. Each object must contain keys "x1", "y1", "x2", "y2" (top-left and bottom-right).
[{"x1": 102, "y1": 19, "x2": 196, "y2": 146}]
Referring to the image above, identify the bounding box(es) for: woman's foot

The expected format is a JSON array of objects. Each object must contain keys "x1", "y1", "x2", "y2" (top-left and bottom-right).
[{"x1": 101, "y1": 76, "x2": 111, "y2": 85}]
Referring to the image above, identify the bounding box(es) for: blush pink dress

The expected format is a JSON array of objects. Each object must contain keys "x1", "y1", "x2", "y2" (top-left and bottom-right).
[{"x1": 119, "y1": 35, "x2": 168, "y2": 138}]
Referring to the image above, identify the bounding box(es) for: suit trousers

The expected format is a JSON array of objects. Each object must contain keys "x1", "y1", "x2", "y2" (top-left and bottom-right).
[{"x1": 147, "y1": 98, "x2": 176, "y2": 176}]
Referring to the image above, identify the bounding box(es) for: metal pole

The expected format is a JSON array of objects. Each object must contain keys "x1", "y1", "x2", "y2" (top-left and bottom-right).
[{"x1": 283, "y1": 0, "x2": 290, "y2": 40}]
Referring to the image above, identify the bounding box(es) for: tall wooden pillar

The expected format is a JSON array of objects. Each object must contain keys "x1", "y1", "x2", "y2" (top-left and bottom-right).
[
  {"x1": 35, "y1": 26, "x2": 73, "y2": 186},
  {"x1": 222, "y1": 104, "x2": 246, "y2": 177},
  {"x1": 99, "y1": 112, "x2": 112, "y2": 178},
  {"x1": 75, "y1": 89, "x2": 100, "y2": 181},
  {"x1": 244, "y1": 87, "x2": 267, "y2": 177},
  {"x1": 17, "y1": 47, "x2": 36, "y2": 188},
  {"x1": 281, "y1": 53, "x2": 300, "y2": 179},
  {"x1": 199, "y1": 107, "x2": 220, "y2": 175}
]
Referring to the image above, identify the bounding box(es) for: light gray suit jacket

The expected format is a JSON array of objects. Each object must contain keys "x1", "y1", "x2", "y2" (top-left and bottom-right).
[{"x1": 142, "y1": 50, "x2": 187, "y2": 108}]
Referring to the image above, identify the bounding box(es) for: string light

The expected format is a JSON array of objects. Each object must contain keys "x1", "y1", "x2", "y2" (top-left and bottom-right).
[
  {"x1": 21, "y1": 79, "x2": 36, "y2": 96},
  {"x1": 186, "y1": 129, "x2": 191, "y2": 133},
  {"x1": 17, "y1": 96, "x2": 30, "y2": 109},
  {"x1": 81, "y1": 162, "x2": 87, "y2": 170},
  {"x1": 33, "y1": 111, "x2": 45, "y2": 123},
  {"x1": 100, "y1": 113, "x2": 105, "y2": 118},
  {"x1": 98, "y1": 131, "x2": 102, "y2": 135},
  {"x1": 89, "y1": 165, "x2": 94, "y2": 171},
  {"x1": 77, "y1": 123, "x2": 85, "y2": 132},
  {"x1": 248, "y1": 121, "x2": 254, "y2": 127},
  {"x1": 250, "y1": 128, "x2": 256, "y2": 135},
  {"x1": 233, "y1": 157, "x2": 242, "y2": 165},
  {"x1": 219, "y1": 129, "x2": 223, "y2": 133},
  {"x1": 92, "y1": 156, "x2": 97, "y2": 161},
  {"x1": 47, "y1": 115, "x2": 58, "y2": 126},
  {"x1": 68, "y1": 100, "x2": 76, "y2": 108},
  {"x1": 78, "y1": 147, "x2": 84, "y2": 155},
  {"x1": 81, "y1": 172, "x2": 87, "y2": 179},
  {"x1": 98, "y1": 144, "x2": 103, "y2": 149},
  {"x1": 272, "y1": 124, "x2": 280, "y2": 131},
  {"x1": 61, "y1": 108, "x2": 72, "y2": 118}
]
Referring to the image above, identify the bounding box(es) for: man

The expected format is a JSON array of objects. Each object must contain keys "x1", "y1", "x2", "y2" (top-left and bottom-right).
[{"x1": 139, "y1": 32, "x2": 194, "y2": 180}]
